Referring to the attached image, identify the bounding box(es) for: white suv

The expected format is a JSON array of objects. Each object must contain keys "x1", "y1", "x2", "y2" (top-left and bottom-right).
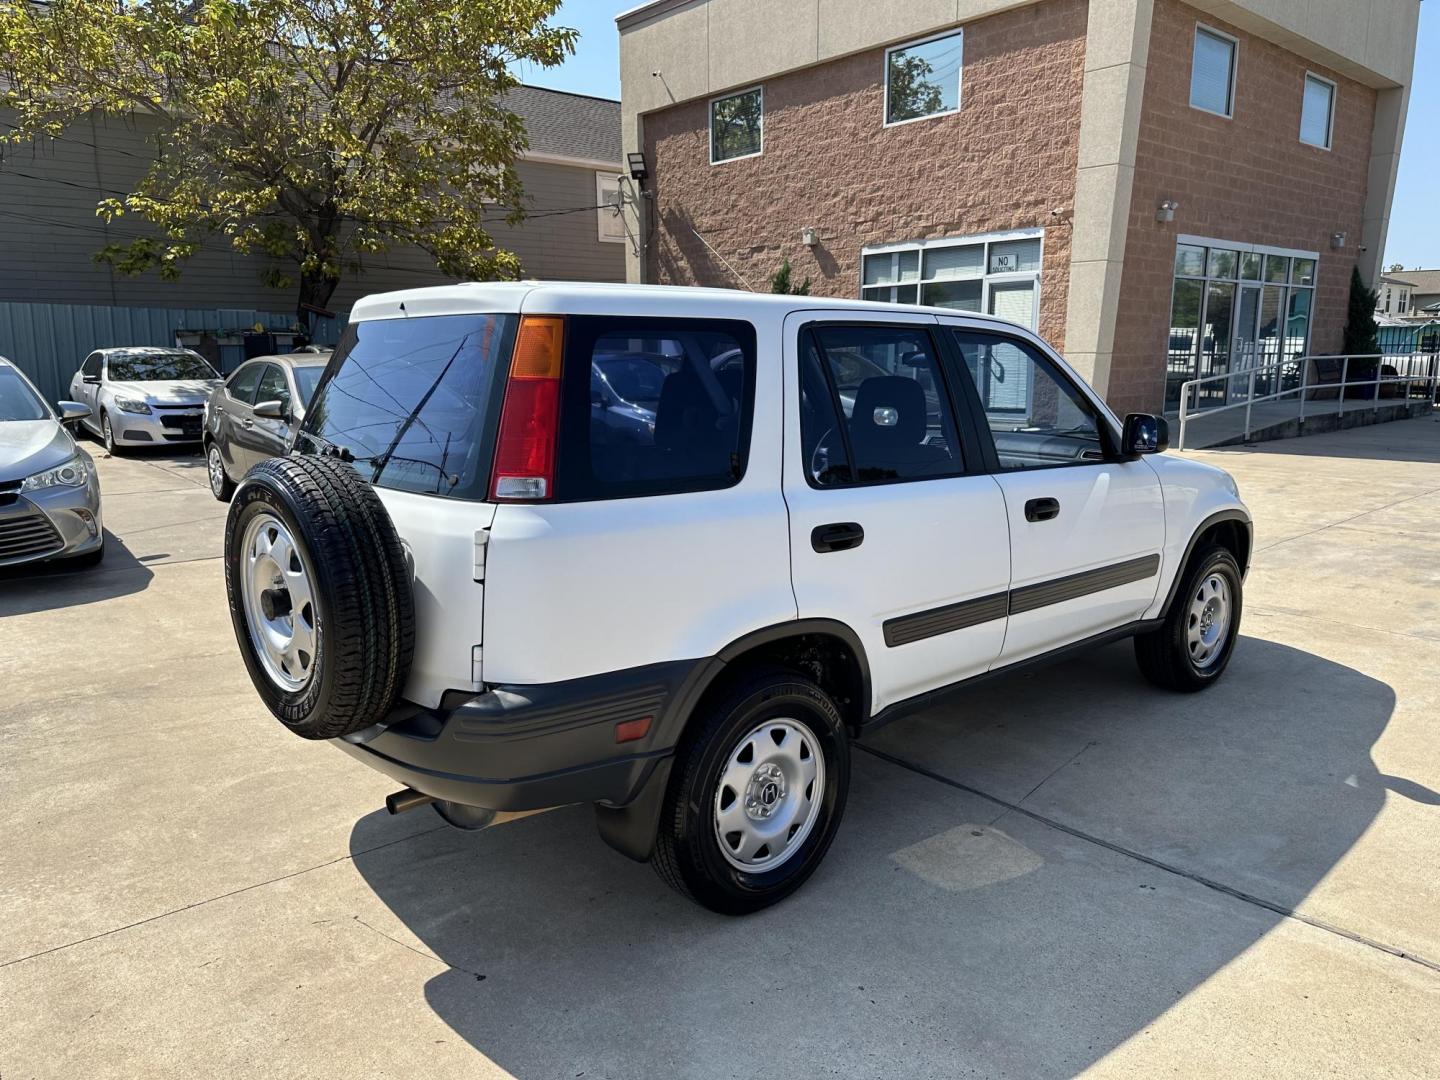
[{"x1": 223, "y1": 283, "x2": 1250, "y2": 914}]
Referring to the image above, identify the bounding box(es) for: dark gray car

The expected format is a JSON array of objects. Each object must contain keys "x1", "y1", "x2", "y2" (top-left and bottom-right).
[
  {"x1": 0, "y1": 357, "x2": 105, "y2": 568},
  {"x1": 203, "y1": 352, "x2": 330, "y2": 501}
]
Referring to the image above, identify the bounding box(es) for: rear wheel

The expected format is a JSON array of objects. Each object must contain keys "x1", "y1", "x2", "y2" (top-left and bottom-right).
[
  {"x1": 224, "y1": 454, "x2": 414, "y2": 739},
  {"x1": 207, "y1": 442, "x2": 235, "y2": 501},
  {"x1": 652, "y1": 670, "x2": 850, "y2": 914},
  {"x1": 1134, "y1": 545, "x2": 1243, "y2": 692}
]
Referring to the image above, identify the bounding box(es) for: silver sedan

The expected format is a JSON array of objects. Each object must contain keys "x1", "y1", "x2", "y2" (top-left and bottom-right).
[
  {"x1": 0, "y1": 357, "x2": 104, "y2": 569},
  {"x1": 68, "y1": 347, "x2": 222, "y2": 454}
]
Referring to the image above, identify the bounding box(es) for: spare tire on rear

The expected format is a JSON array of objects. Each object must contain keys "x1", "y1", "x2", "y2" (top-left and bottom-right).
[{"x1": 224, "y1": 454, "x2": 414, "y2": 740}]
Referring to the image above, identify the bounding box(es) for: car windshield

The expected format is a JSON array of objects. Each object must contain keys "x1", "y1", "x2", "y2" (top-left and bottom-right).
[
  {"x1": 299, "y1": 314, "x2": 514, "y2": 499},
  {"x1": 0, "y1": 368, "x2": 49, "y2": 421},
  {"x1": 292, "y1": 365, "x2": 326, "y2": 407},
  {"x1": 108, "y1": 351, "x2": 217, "y2": 381}
]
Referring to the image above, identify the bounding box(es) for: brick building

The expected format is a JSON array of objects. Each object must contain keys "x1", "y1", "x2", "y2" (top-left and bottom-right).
[{"x1": 616, "y1": 0, "x2": 1420, "y2": 414}]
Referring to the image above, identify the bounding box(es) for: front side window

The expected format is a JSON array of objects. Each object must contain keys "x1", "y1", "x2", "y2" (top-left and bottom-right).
[
  {"x1": 108, "y1": 350, "x2": 217, "y2": 382},
  {"x1": 886, "y1": 30, "x2": 963, "y2": 125},
  {"x1": 1300, "y1": 73, "x2": 1335, "y2": 148},
  {"x1": 256, "y1": 364, "x2": 291, "y2": 414},
  {"x1": 0, "y1": 368, "x2": 48, "y2": 422},
  {"x1": 227, "y1": 364, "x2": 264, "y2": 405},
  {"x1": 558, "y1": 317, "x2": 755, "y2": 501},
  {"x1": 804, "y1": 324, "x2": 965, "y2": 484},
  {"x1": 1190, "y1": 26, "x2": 1236, "y2": 117},
  {"x1": 710, "y1": 87, "x2": 763, "y2": 163},
  {"x1": 300, "y1": 314, "x2": 515, "y2": 500},
  {"x1": 951, "y1": 330, "x2": 1106, "y2": 470}
]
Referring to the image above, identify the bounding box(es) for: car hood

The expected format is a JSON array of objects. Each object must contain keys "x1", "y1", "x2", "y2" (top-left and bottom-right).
[
  {"x1": 109, "y1": 379, "x2": 222, "y2": 404},
  {"x1": 0, "y1": 420, "x2": 75, "y2": 483}
]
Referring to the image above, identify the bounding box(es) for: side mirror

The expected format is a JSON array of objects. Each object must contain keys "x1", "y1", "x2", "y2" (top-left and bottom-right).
[
  {"x1": 254, "y1": 399, "x2": 286, "y2": 420},
  {"x1": 1121, "y1": 413, "x2": 1169, "y2": 457},
  {"x1": 57, "y1": 400, "x2": 92, "y2": 424}
]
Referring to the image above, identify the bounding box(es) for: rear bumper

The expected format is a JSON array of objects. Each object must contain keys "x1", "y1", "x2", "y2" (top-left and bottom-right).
[{"x1": 334, "y1": 658, "x2": 706, "y2": 812}]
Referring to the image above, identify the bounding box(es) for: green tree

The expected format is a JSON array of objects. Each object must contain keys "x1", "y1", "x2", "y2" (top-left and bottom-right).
[
  {"x1": 0, "y1": 0, "x2": 575, "y2": 327},
  {"x1": 1342, "y1": 265, "x2": 1380, "y2": 356},
  {"x1": 886, "y1": 53, "x2": 945, "y2": 124},
  {"x1": 770, "y1": 257, "x2": 811, "y2": 296}
]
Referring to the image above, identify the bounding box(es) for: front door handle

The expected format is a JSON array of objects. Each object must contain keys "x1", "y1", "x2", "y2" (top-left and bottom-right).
[
  {"x1": 812, "y1": 522, "x2": 865, "y2": 553},
  {"x1": 242, "y1": 419, "x2": 255, "y2": 429},
  {"x1": 1024, "y1": 497, "x2": 1060, "y2": 523}
]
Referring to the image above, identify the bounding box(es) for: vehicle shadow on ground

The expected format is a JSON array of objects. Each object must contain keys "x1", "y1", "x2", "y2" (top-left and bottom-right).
[
  {"x1": 349, "y1": 637, "x2": 1404, "y2": 1077},
  {"x1": 1204, "y1": 412, "x2": 1440, "y2": 465},
  {"x1": 0, "y1": 528, "x2": 153, "y2": 613}
]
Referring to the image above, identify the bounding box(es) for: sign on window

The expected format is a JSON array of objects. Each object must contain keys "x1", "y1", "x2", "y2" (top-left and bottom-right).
[{"x1": 989, "y1": 252, "x2": 1017, "y2": 274}]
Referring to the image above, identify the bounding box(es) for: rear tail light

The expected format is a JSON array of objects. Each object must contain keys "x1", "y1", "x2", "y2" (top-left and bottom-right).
[{"x1": 490, "y1": 316, "x2": 564, "y2": 501}]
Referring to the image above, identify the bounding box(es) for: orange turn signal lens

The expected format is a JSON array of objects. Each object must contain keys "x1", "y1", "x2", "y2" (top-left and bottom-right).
[
  {"x1": 614, "y1": 716, "x2": 653, "y2": 744},
  {"x1": 510, "y1": 316, "x2": 564, "y2": 380}
]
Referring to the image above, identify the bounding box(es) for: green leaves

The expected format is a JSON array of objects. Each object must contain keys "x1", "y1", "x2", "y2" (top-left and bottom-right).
[{"x1": 0, "y1": 0, "x2": 576, "y2": 318}]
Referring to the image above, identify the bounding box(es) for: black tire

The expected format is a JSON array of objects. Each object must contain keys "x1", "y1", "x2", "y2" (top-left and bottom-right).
[
  {"x1": 100, "y1": 411, "x2": 121, "y2": 455},
  {"x1": 206, "y1": 441, "x2": 236, "y2": 502},
  {"x1": 652, "y1": 669, "x2": 850, "y2": 915},
  {"x1": 224, "y1": 454, "x2": 414, "y2": 740},
  {"x1": 1134, "y1": 544, "x2": 1243, "y2": 692}
]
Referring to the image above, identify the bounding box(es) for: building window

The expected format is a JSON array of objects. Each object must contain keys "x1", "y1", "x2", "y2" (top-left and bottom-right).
[
  {"x1": 1300, "y1": 73, "x2": 1335, "y2": 149},
  {"x1": 1190, "y1": 25, "x2": 1237, "y2": 118},
  {"x1": 710, "y1": 87, "x2": 763, "y2": 163},
  {"x1": 885, "y1": 30, "x2": 963, "y2": 126},
  {"x1": 595, "y1": 172, "x2": 626, "y2": 244},
  {"x1": 1398, "y1": 290, "x2": 1409, "y2": 315},
  {"x1": 861, "y1": 231, "x2": 1042, "y2": 329},
  {"x1": 1166, "y1": 237, "x2": 1317, "y2": 411}
]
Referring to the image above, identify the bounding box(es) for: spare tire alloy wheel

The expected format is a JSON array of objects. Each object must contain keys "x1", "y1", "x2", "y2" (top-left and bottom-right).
[
  {"x1": 239, "y1": 513, "x2": 317, "y2": 693},
  {"x1": 224, "y1": 455, "x2": 415, "y2": 740}
]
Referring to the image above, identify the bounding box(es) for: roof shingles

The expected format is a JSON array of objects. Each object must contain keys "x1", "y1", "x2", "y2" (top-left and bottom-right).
[{"x1": 504, "y1": 85, "x2": 620, "y2": 164}]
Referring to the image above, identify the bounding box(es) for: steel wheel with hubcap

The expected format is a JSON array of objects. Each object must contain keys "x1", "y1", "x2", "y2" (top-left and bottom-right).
[
  {"x1": 1187, "y1": 572, "x2": 1231, "y2": 669},
  {"x1": 207, "y1": 443, "x2": 236, "y2": 501},
  {"x1": 714, "y1": 717, "x2": 826, "y2": 873},
  {"x1": 653, "y1": 669, "x2": 850, "y2": 915},
  {"x1": 1134, "y1": 543, "x2": 1242, "y2": 692},
  {"x1": 239, "y1": 512, "x2": 318, "y2": 693}
]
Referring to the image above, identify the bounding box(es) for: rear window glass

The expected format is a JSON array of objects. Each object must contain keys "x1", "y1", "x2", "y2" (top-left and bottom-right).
[
  {"x1": 299, "y1": 314, "x2": 515, "y2": 499},
  {"x1": 557, "y1": 316, "x2": 756, "y2": 501}
]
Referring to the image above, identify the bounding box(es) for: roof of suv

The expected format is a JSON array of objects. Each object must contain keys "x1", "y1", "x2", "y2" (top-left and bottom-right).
[{"x1": 349, "y1": 281, "x2": 1027, "y2": 331}]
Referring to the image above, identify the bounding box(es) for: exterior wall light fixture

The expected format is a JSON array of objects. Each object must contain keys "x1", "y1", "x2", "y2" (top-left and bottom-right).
[
  {"x1": 627, "y1": 152, "x2": 649, "y2": 183},
  {"x1": 1330, "y1": 232, "x2": 1347, "y2": 250},
  {"x1": 1156, "y1": 199, "x2": 1179, "y2": 224},
  {"x1": 801, "y1": 227, "x2": 819, "y2": 248}
]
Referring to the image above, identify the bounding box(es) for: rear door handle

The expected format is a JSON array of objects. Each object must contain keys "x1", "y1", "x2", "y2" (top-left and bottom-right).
[
  {"x1": 812, "y1": 522, "x2": 864, "y2": 553},
  {"x1": 1024, "y1": 497, "x2": 1060, "y2": 523}
]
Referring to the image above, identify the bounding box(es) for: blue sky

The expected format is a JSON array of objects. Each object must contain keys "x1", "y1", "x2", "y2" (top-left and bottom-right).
[{"x1": 519, "y1": 2, "x2": 1438, "y2": 270}]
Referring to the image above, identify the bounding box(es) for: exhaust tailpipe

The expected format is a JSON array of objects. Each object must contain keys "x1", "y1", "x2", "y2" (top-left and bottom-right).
[{"x1": 385, "y1": 788, "x2": 436, "y2": 815}]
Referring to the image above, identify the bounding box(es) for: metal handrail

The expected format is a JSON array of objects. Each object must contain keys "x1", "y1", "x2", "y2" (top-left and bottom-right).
[{"x1": 1177, "y1": 351, "x2": 1439, "y2": 450}]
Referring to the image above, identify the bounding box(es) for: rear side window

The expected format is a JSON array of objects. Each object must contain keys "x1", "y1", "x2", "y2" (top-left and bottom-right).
[
  {"x1": 804, "y1": 324, "x2": 965, "y2": 484},
  {"x1": 227, "y1": 364, "x2": 263, "y2": 404},
  {"x1": 299, "y1": 314, "x2": 515, "y2": 499},
  {"x1": 556, "y1": 316, "x2": 756, "y2": 501}
]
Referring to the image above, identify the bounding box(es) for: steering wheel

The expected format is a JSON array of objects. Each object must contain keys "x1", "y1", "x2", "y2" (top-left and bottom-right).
[{"x1": 810, "y1": 426, "x2": 839, "y2": 482}]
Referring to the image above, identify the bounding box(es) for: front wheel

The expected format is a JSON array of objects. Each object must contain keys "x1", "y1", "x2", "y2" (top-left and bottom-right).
[
  {"x1": 101, "y1": 412, "x2": 120, "y2": 456},
  {"x1": 652, "y1": 670, "x2": 850, "y2": 915},
  {"x1": 207, "y1": 442, "x2": 236, "y2": 501},
  {"x1": 1134, "y1": 544, "x2": 1243, "y2": 692}
]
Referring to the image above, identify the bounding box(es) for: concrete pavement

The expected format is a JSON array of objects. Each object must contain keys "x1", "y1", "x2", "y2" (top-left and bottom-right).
[{"x1": 3, "y1": 419, "x2": 1439, "y2": 1078}]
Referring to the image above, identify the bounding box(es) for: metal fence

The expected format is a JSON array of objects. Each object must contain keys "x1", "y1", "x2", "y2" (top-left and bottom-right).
[
  {"x1": 1177, "y1": 351, "x2": 1440, "y2": 450},
  {"x1": 0, "y1": 301, "x2": 343, "y2": 405}
]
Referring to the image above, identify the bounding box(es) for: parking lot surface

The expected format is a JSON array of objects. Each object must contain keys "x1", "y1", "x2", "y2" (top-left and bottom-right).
[{"x1": 3, "y1": 418, "x2": 1439, "y2": 1078}]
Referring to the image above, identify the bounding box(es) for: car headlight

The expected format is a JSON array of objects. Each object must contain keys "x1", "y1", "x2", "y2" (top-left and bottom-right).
[
  {"x1": 113, "y1": 396, "x2": 152, "y2": 414},
  {"x1": 21, "y1": 455, "x2": 89, "y2": 492}
]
